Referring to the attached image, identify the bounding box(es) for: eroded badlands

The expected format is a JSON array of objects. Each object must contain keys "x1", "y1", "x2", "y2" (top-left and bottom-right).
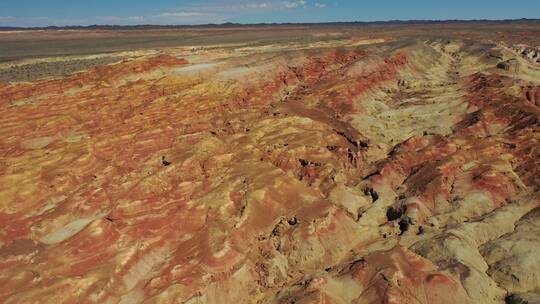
[{"x1": 1, "y1": 30, "x2": 540, "y2": 304}]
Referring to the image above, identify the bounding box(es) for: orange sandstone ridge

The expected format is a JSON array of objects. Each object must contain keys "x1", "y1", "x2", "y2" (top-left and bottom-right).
[{"x1": 0, "y1": 35, "x2": 540, "y2": 304}]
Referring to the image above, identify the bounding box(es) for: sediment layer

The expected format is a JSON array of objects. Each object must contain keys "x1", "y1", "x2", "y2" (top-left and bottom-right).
[{"x1": 1, "y1": 32, "x2": 540, "y2": 304}]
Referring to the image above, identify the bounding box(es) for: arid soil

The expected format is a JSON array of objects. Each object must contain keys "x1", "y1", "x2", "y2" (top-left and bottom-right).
[
  {"x1": 1, "y1": 23, "x2": 540, "y2": 304},
  {"x1": 0, "y1": 56, "x2": 131, "y2": 82}
]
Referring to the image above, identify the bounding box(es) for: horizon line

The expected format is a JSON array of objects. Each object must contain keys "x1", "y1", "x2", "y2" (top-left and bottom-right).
[{"x1": 1, "y1": 18, "x2": 539, "y2": 30}]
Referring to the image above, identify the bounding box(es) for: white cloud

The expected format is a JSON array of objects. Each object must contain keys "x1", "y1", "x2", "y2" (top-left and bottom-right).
[
  {"x1": 159, "y1": 11, "x2": 208, "y2": 18},
  {"x1": 0, "y1": 0, "x2": 320, "y2": 27},
  {"x1": 245, "y1": 2, "x2": 271, "y2": 9},
  {"x1": 0, "y1": 16, "x2": 16, "y2": 22},
  {"x1": 0, "y1": 12, "x2": 222, "y2": 27},
  {"x1": 282, "y1": 0, "x2": 307, "y2": 9}
]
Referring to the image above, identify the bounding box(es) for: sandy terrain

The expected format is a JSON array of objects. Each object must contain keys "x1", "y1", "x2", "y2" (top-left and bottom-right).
[{"x1": 0, "y1": 21, "x2": 540, "y2": 303}]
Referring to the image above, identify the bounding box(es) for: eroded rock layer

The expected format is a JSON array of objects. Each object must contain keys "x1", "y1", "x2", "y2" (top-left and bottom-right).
[{"x1": 1, "y1": 33, "x2": 540, "y2": 304}]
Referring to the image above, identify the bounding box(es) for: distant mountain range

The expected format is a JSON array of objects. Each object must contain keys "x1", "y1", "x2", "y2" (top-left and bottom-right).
[{"x1": 1, "y1": 18, "x2": 539, "y2": 31}]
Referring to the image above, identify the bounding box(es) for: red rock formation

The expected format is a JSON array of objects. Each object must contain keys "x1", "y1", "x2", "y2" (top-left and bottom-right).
[
  {"x1": 278, "y1": 246, "x2": 471, "y2": 304},
  {"x1": 525, "y1": 86, "x2": 540, "y2": 107},
  {"x1": 1, "y1": 35, "x2": 539, "y2": 304}
]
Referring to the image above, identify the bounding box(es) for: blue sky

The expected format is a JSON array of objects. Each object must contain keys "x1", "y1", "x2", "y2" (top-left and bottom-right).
[{"x1": 0, "y1": 0, "x2": 539, "y2": 27}]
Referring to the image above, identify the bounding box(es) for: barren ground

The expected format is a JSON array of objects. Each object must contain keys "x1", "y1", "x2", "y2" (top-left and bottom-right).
[{"x1": 1, "y1": 21, "x2": 540, "y2": 304}]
